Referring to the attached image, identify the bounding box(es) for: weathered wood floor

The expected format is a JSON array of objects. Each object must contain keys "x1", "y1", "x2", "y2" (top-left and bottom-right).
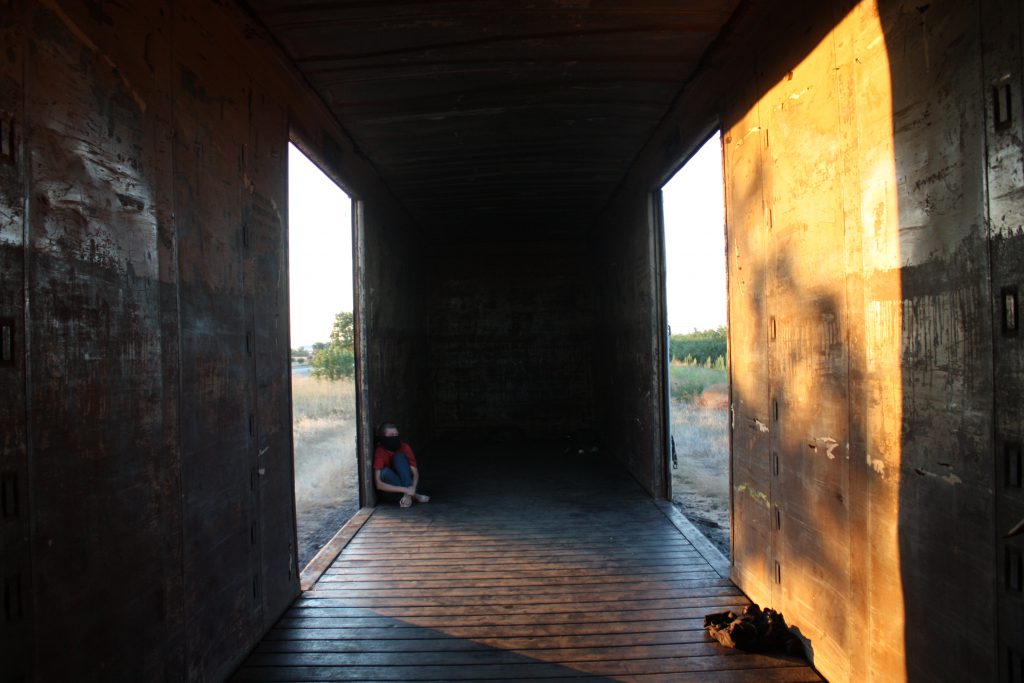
[{"x1": 232, "y1": 448, "x2": 822, "y2": 681}]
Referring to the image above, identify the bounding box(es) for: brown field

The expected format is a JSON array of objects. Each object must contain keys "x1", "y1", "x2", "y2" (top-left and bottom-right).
[
  {"x1": 291, "y1": 374, "x2": 359, "y2": 569},
  {"x1": 669, "y1": 390, "x2": 731, "y2": 558}
]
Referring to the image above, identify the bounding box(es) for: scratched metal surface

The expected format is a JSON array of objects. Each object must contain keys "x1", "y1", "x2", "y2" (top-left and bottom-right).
[
  {"x1": 0, "y1": 1, "x2": 29, "y2": 679},
  {"x1": 982, "y1": 0, "x2": 1024, "y2": 675},
  {"x1": 1, "y1": 0, "x2": 411, "y2": 679}
]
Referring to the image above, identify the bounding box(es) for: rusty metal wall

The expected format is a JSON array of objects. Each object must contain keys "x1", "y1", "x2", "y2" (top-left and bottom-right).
[
  {"x1": 0, "y1": 1, "x2": 30, "y2": 679},
  {"x1": 718, "y1": 1, "x2": 1000, "y2": 679},
  {"x1": 359, "y1": 197, "x2": 428, "y2": 495},
  {"x1": 0, "y1": 0, "x2": 421, "y2": 679},
  {"x1": 592, "y1": 189, "x2": 666, "y2": 497},
  {"x1": 425, "y1": 240, "x2": 598, "y2": 442},
  {"x1": 604, "y1": 0, "x2": 1017, "y2": 680},
  {"x1": 982, "y1": 0, "x2": 1024, "y2": 675}
]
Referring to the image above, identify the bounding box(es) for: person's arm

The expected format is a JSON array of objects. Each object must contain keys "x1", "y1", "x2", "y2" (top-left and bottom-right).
[
  {"x1": 374, "y1": 469, "x2": 414, "y2": 495},
  {"x1": 410, "y1": 466, "x2": 419, "y2": 492}
]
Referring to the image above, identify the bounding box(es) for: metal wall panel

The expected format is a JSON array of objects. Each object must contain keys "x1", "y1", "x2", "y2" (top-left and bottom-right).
[
  {"x1": 761, "y1": 11, "x2": 852, "y2": 671},
  {"x1": 880, "y1": 2, "x2": 996, "y2": 679},
  {"x1": 593, "y1": 188, "x2": 664, "y2": 495},
  {"x1": 24, "y1": 2, "x2": 183, "y2": 678},
  {"x1": 426, "y1": 240, "x2": 598, "y2": 442},
  {"x1": 722, "y1": 72, "x2": 773, "y2": 608},
  {"x1": 0, "y1": 1, "x2": 29, "y2": 679},
  {"x1": 171, "y1": 1, "x2": 261, "y2": 676},
  {"x1": 721, "y1": 1, "x2": 998, "y2": 679},
  {"x1": 982, "y1": 0, "x2": 1024, "y2": 677},
  {"x1": 244, "y1": 85, "x2": 299, "y2": 625},
  {"x1": 4, "y1": 0, "x2": 419, "y2": 678}
]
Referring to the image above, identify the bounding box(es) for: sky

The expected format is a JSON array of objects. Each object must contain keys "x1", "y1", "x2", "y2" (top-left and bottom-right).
[
  {"x1": 288, "y1": 143, "x2": 353, "y2": 350},
  {"x1": 661, "y1": 133, "x2": 728, "y2": 334}
]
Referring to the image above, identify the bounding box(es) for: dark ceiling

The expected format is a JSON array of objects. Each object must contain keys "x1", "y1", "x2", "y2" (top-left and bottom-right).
[{"x1": 247, "y1": 1, "x2": 742, "y2": 239}]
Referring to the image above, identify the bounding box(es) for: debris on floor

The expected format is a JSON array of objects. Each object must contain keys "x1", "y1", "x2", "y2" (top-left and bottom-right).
[{"x1": 704, "y1": 603, "x2": 805, "y2": 658}]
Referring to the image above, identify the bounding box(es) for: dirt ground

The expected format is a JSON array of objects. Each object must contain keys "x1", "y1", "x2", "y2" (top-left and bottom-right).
[
  {"x1": 293, "y1": 417, "x2": 359, "y2": 569},
  {"x1": 669, "y1": 393, "x2": 731, "y2": 559}
]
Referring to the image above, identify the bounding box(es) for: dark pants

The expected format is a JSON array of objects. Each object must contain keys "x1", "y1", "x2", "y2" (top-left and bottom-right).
[{"x1": 378, "y1": 452, "x2": 413, "y2": 503}]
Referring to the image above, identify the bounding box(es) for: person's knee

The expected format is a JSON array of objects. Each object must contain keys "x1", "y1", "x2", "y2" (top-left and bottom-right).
[{"x1": 378, "y1": 467, "x2": 400, "y2": 487}]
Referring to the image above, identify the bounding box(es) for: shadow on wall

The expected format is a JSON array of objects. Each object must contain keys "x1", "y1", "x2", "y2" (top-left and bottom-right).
[
  {"x1": 725, "y1": 0, "x2": 1012, "y2": 680},
  {"x1": 878, "y1": 0, "x2": 1016, "y2": 680}
]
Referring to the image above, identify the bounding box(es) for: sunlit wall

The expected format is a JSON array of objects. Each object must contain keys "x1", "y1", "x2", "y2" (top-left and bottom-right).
[{"x1": 723, "y1": 0, "x2": 1013, "y2": 680}]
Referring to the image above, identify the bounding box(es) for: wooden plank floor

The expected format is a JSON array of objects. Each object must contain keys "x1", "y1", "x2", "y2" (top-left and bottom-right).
[{"x1": 232, "y1": 447, "x2": 822, "y2": 681}]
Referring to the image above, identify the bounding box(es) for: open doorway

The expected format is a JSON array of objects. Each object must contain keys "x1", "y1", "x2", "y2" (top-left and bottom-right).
[
  {"x1": 287, "y1": 142, "x2": 359, "y2": 570},
  {"x1": 661, "y1": 131, "x2": 730, "y2": 558}
]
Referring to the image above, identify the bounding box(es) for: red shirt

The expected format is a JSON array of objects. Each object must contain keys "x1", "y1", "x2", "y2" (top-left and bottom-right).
[{"x1": 373, "y1": 442, "x2": 417, "y2": 471}]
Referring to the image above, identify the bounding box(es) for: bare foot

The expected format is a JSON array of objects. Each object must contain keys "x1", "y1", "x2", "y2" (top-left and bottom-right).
[
  {"x1": 413, "y1": 493, "x2": 430, "y2": 503},
  {"x1": 399, "y1": 494, "x2": 412, "y2": 508}
]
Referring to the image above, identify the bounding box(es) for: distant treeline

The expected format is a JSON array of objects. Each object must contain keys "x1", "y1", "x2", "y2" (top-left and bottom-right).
[{"x1": 670, "y1": 326, "x2": 727, "y2": 365}]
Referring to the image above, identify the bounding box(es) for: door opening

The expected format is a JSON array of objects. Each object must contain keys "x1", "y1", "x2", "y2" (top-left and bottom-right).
[
  {"x1": 287, "y1": 142, "x2": 358, "y2": 570},
  {"x1": 660, "y1": 131, "x2": 730, "y2": 558}
]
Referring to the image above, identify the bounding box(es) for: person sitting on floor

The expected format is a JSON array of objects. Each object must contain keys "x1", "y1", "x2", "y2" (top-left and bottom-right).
[{"x1": 373, "y1": 422, "x2": 430, "y2": 508}]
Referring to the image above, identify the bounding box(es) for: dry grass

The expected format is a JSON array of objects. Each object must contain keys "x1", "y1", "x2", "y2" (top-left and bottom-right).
[
  {"x1": 669, "y1": 362, "x2": 727, "y2": 402},
  {"x1": 292, "y1": 375, "x2": 358, "y2": 513},
  {"x1": 670, "y1": 397, "x2": 730, "y2": 557}
]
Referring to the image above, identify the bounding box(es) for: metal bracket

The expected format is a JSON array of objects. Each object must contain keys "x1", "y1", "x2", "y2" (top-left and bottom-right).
[
  {"x1": 1002, "y1": 286, "x2": 1018, "y2": 337},
  {"x1": 993, "y1": 75, "x2": 1013, "y2": 131},
  {"x1": 0, "y1": 318, "x2": 13, "y2": 366},
  {"x1": 1007, "y1": 441, "x2": 1022, "y2": 489},
  {"x1": 1006, "y1": 546, "x2": 1023, "y2": 593}
]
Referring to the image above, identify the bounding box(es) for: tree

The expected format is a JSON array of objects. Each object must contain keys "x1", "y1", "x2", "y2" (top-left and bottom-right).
[
  {"x1": 328, "y1": 311, "x2": 355, "y2": 350},
  {"x1": 310, "y1": 311, "x2": 356, "y2": 380}
]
